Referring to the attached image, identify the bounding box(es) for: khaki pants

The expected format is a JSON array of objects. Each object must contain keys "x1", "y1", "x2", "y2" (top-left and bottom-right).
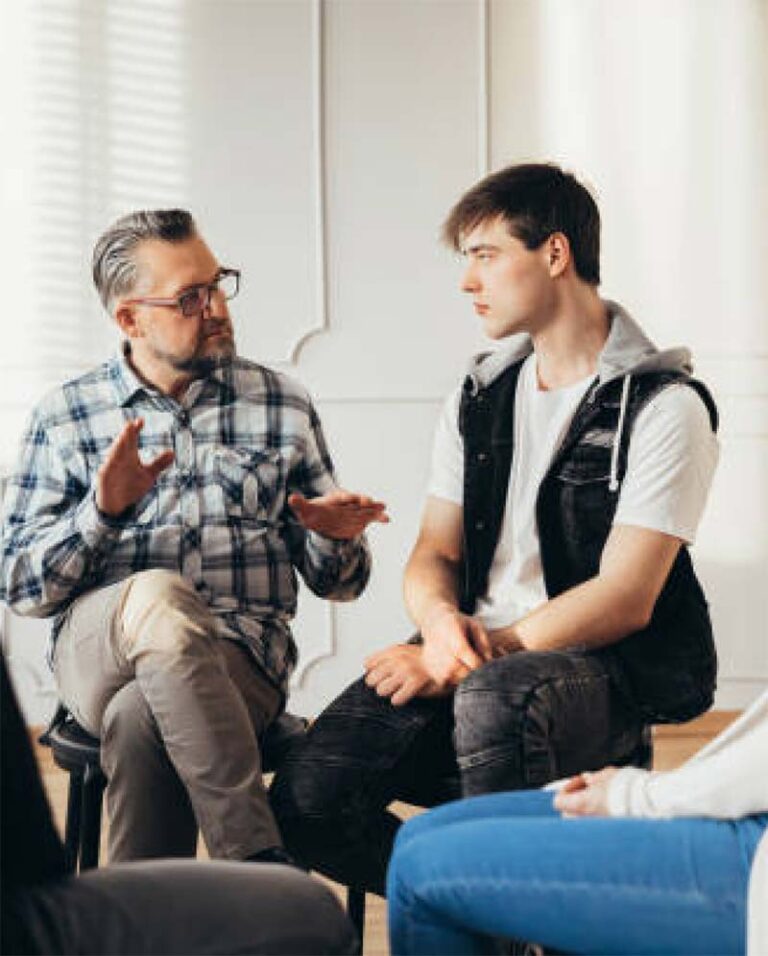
[{"x1": 53, "y1": 570, "x2": 283, "y2": 863}]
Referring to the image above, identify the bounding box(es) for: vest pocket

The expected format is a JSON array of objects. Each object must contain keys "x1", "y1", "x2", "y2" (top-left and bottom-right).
[{"x1": 555, "y1": 442, "x2": 611, "y2": 484}]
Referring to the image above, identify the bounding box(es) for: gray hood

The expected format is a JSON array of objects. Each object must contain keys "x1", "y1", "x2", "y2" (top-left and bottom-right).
[
  {"x1": 465, "y1": 300, "x2": 693, "y2": 391},
  {"x1": 464, "y1": 300, "x2": 695, "y2": 494}
]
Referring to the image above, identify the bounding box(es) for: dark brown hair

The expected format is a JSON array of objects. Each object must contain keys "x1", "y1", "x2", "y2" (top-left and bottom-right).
[{"x1": 442, "y1": 163, "x2": 601, "y2": 285}]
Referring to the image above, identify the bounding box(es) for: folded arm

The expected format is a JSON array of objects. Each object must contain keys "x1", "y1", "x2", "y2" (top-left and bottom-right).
[{"x1": 490, "y1": 523, "x2": 684, "y2": 653}]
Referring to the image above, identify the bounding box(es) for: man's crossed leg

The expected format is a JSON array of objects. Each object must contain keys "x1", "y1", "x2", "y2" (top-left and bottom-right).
[{"x1": 54, "y1": 569, "x2": 283, "y2": 862}]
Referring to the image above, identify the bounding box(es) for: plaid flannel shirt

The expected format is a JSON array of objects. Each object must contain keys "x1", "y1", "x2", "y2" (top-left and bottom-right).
[{"x1": 0, "y1": 346, "x2": 370, "y2": 690}]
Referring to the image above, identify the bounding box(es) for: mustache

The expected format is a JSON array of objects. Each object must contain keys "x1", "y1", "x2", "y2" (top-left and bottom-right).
[{"x1": 200, "y1": 319, "x2": 233, "y2": 337}]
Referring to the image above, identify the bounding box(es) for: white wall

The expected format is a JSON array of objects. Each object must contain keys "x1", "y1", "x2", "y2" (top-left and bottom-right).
[{"x1": 1, "y1": 0, "x2": 765, "y2": 721}]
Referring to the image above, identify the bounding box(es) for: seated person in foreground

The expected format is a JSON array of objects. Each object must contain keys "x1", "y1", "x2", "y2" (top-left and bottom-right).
[
  {"x1": 0, "y1": 653, "x2": 357, "y2": 956},
  {"x1": 271, "y1": 162, "x2": 720, "y2": 897},
  {"x1": 0, "y1": 208, "x2": 387, "y2": 866},
  {"x1": 387, "y1": 688, "x2": 768, "y2": 956}
]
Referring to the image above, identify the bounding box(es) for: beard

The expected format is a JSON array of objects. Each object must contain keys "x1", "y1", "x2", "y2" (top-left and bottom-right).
[
  {"x1": 159, "y1": 322, "x2": 237, "y2": 378},
  {"x1": 172, "y1": 340, "x2": 235, "y2": 376}
]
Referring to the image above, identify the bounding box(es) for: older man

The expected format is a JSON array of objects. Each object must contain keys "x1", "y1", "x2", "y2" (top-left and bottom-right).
[{"x1": 0, "y1": 209, "x2": 387, "y2": 865}]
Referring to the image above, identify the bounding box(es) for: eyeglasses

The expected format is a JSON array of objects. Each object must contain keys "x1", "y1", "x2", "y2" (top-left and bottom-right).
[{"x1": 124, "y1": 268, "x2": 240, "y2": 318}]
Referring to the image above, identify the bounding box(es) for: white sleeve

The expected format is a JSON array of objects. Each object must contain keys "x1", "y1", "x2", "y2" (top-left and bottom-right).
[
  {"x1": 427, "y1": 388, "x2": 464, "y2": 504},
  {"x1": 607, "y1": 692, "x2": 768, "y2": 820},
  {"x1": 613, "y1": 383, "x2": 719, "y2": 544}
]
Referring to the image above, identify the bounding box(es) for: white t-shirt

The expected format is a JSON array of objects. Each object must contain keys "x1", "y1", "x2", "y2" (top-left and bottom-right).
[{"x1": 428, "y1": 354, "x2": 719, "y2": 631}]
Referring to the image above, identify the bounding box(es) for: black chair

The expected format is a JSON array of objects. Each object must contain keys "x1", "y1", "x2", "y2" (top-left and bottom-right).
[
  {"x1": 39, "y1": 706, "x2": 310, "y2": 874},
  {"x1": 40, "y1": 707, "x2": 367, "y2": 944},
  {"x1": 40, "y1": 707, "x2": 106, "y2": 872}
]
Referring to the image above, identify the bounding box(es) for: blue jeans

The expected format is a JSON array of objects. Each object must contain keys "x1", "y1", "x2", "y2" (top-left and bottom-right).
[{"x1": 387, "y1": 790, "x2": 768, "y2": 955}]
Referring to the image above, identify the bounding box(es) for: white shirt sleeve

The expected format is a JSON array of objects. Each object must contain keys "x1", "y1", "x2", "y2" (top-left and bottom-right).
[
  {"x1": 613, "y1": 383, "x2": 719, "y2": 544},
  {"x1": 607, "y1": 691, "x2": 768, "y2": 819},
  {"x1": 427, "y1": 388, "x2": 464, "y2": 504}
]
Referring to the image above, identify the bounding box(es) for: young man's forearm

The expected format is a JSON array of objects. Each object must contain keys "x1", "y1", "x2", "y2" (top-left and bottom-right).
[
  {"x1": 403, "y1": 550, "x2": 462, "y2": 631},
  {"x1": 491, "y1": 526, "x2": 681, "y2": 655},
  {"x1": 490, "y1": 574, "x2": 652, "y2": 654}
]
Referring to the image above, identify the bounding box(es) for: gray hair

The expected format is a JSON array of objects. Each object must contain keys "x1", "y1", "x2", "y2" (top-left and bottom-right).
[{"x1": 92, "y1": 209, "x2": 197, "y2": 312}]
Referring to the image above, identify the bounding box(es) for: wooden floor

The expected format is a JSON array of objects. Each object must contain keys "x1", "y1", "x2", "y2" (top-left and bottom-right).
[{"x1": 33, "y1": 711, "x2": 735, "y2": 956}]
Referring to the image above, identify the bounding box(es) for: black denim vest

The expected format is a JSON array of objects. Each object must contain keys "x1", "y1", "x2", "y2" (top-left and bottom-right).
[{"x1": 459, "y1": 360, "x2": 719, "y2": 724}]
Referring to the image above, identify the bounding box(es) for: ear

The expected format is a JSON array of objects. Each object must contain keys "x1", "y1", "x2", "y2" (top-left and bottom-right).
[
  {"x1": 114, "y1": 302, "x2": 142, "y2": 339},
  {"x1": 547, "y1": 232, "x2": 571, "y2": 278}
]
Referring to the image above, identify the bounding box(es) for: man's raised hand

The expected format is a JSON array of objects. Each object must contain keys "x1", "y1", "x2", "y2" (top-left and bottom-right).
[
  {"x1": 96, "y1": 418, "x2": 174, "y2": 517},
  {"x1": 288, "y1": 489, "x2": 389, "y2": 540}
]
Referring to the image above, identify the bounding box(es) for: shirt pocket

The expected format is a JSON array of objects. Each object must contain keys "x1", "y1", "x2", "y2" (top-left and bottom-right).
[{"x1": 212, "y1": 447, "x2": 283, "y2": 522}]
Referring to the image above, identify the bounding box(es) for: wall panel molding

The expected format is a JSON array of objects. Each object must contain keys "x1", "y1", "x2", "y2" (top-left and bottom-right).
[
  {"x1": 290, "y1": 602, "x2": 336, "y2": 689},
  {"x1": 287, "y1": 0, "x2": 330, "y2": 365},
  {"x1": 477, "y1": 0, "x2": 490, "y2": 176}
]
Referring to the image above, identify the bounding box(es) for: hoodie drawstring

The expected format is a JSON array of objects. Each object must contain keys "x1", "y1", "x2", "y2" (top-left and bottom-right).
[{"x1": 609, "y1": 373, "x2": 631, "y2": 493}]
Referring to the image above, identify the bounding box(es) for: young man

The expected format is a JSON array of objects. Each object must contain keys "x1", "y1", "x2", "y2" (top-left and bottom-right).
[
  {"x1": 271, "y1": 163, "x2": 720, "y2": 896},
  {"x1": 0, "y1": 209, "x2": 387, "y2": 866}
]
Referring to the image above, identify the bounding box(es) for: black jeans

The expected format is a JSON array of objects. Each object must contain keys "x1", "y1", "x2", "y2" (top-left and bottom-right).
[{"x1": 270, "y1": 647, "x2": 646, "y2": 897}]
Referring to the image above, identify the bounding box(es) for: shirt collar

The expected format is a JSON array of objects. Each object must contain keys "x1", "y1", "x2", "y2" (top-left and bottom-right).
[
  {"x1": 108, "y1": 342, "x2": 153, "y2": 407},
  {"x1": 109, "y1": 341, "x2": 236, "y2": 408}
]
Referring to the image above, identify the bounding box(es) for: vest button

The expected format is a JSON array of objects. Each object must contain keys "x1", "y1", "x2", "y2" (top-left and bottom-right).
[
  {"x1": 477, "y1": 452, "x2": 488, "y2": 463},
  {"x1": 475, "y1": 520, "x2": 485, "y2": 531}
]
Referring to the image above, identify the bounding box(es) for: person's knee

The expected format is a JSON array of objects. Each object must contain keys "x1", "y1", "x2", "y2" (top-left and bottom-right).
[
  {"x1": 271, "y1": 678, "x2": 394, "y2": 827},
  {"x1": 453, "y1": 655, "x2": 559, "y2": 787},
  {"x1": 123, "y1": 569, "x2": 199, "y2": 619},
  {"x1": 120, "y1": 569, "x2": 216, "y2": 658},
  {"x1": 271, "y1": 757, "x2": 342, "y2": 826},
  {"x1": 454, "y1": 657, "x2": 515, "y2": 732},
  {"x1": 453, "y1": 654, "x2": 559, "y2": 736},
  {"x1": 271, "y1": 755, "x2": 367, "y2": 866},
  {"x1": 391, "y1": 809, "x2": 431, "y2": 859}
]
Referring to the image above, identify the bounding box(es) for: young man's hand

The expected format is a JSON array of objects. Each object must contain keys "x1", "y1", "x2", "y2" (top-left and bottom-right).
[
  {"x1": 96, "y1": 418, "x2": 174, "y2": 517},
  {"x1": 289, "y1": 490, "x2": 389, "y2": 540},
  {"x1": 487, "y1": 624, "x2": 526, "y2": 657},
  {"x1": 364, "y1": 644, "x2": 450, "y2": 706},
  {"x1": 553, "y1": 767, "x2": 619, "y2": 817},
  {"x1": 419, "y1": 604, "x2": 493, "y2": 686}
]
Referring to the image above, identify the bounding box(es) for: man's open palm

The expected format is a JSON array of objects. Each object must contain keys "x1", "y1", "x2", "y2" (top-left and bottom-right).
[
  {"x1": 96, "y1": 418, "x2": 174, "y2": 517},
  {"x1": 289, "y1": 489, "x2": 389, "y2": 540}
]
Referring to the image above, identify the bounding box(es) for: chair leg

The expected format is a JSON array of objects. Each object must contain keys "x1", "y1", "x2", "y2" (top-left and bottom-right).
[
  {"x1": 79, "y1": 765, "x2": 106, "y2": 871},
  {"x1": 64, "y1": 771, "x2": 84, "y2": 873},
  {"x1": 347, "y1": 887, "x2": 366, "y2": 951}
]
